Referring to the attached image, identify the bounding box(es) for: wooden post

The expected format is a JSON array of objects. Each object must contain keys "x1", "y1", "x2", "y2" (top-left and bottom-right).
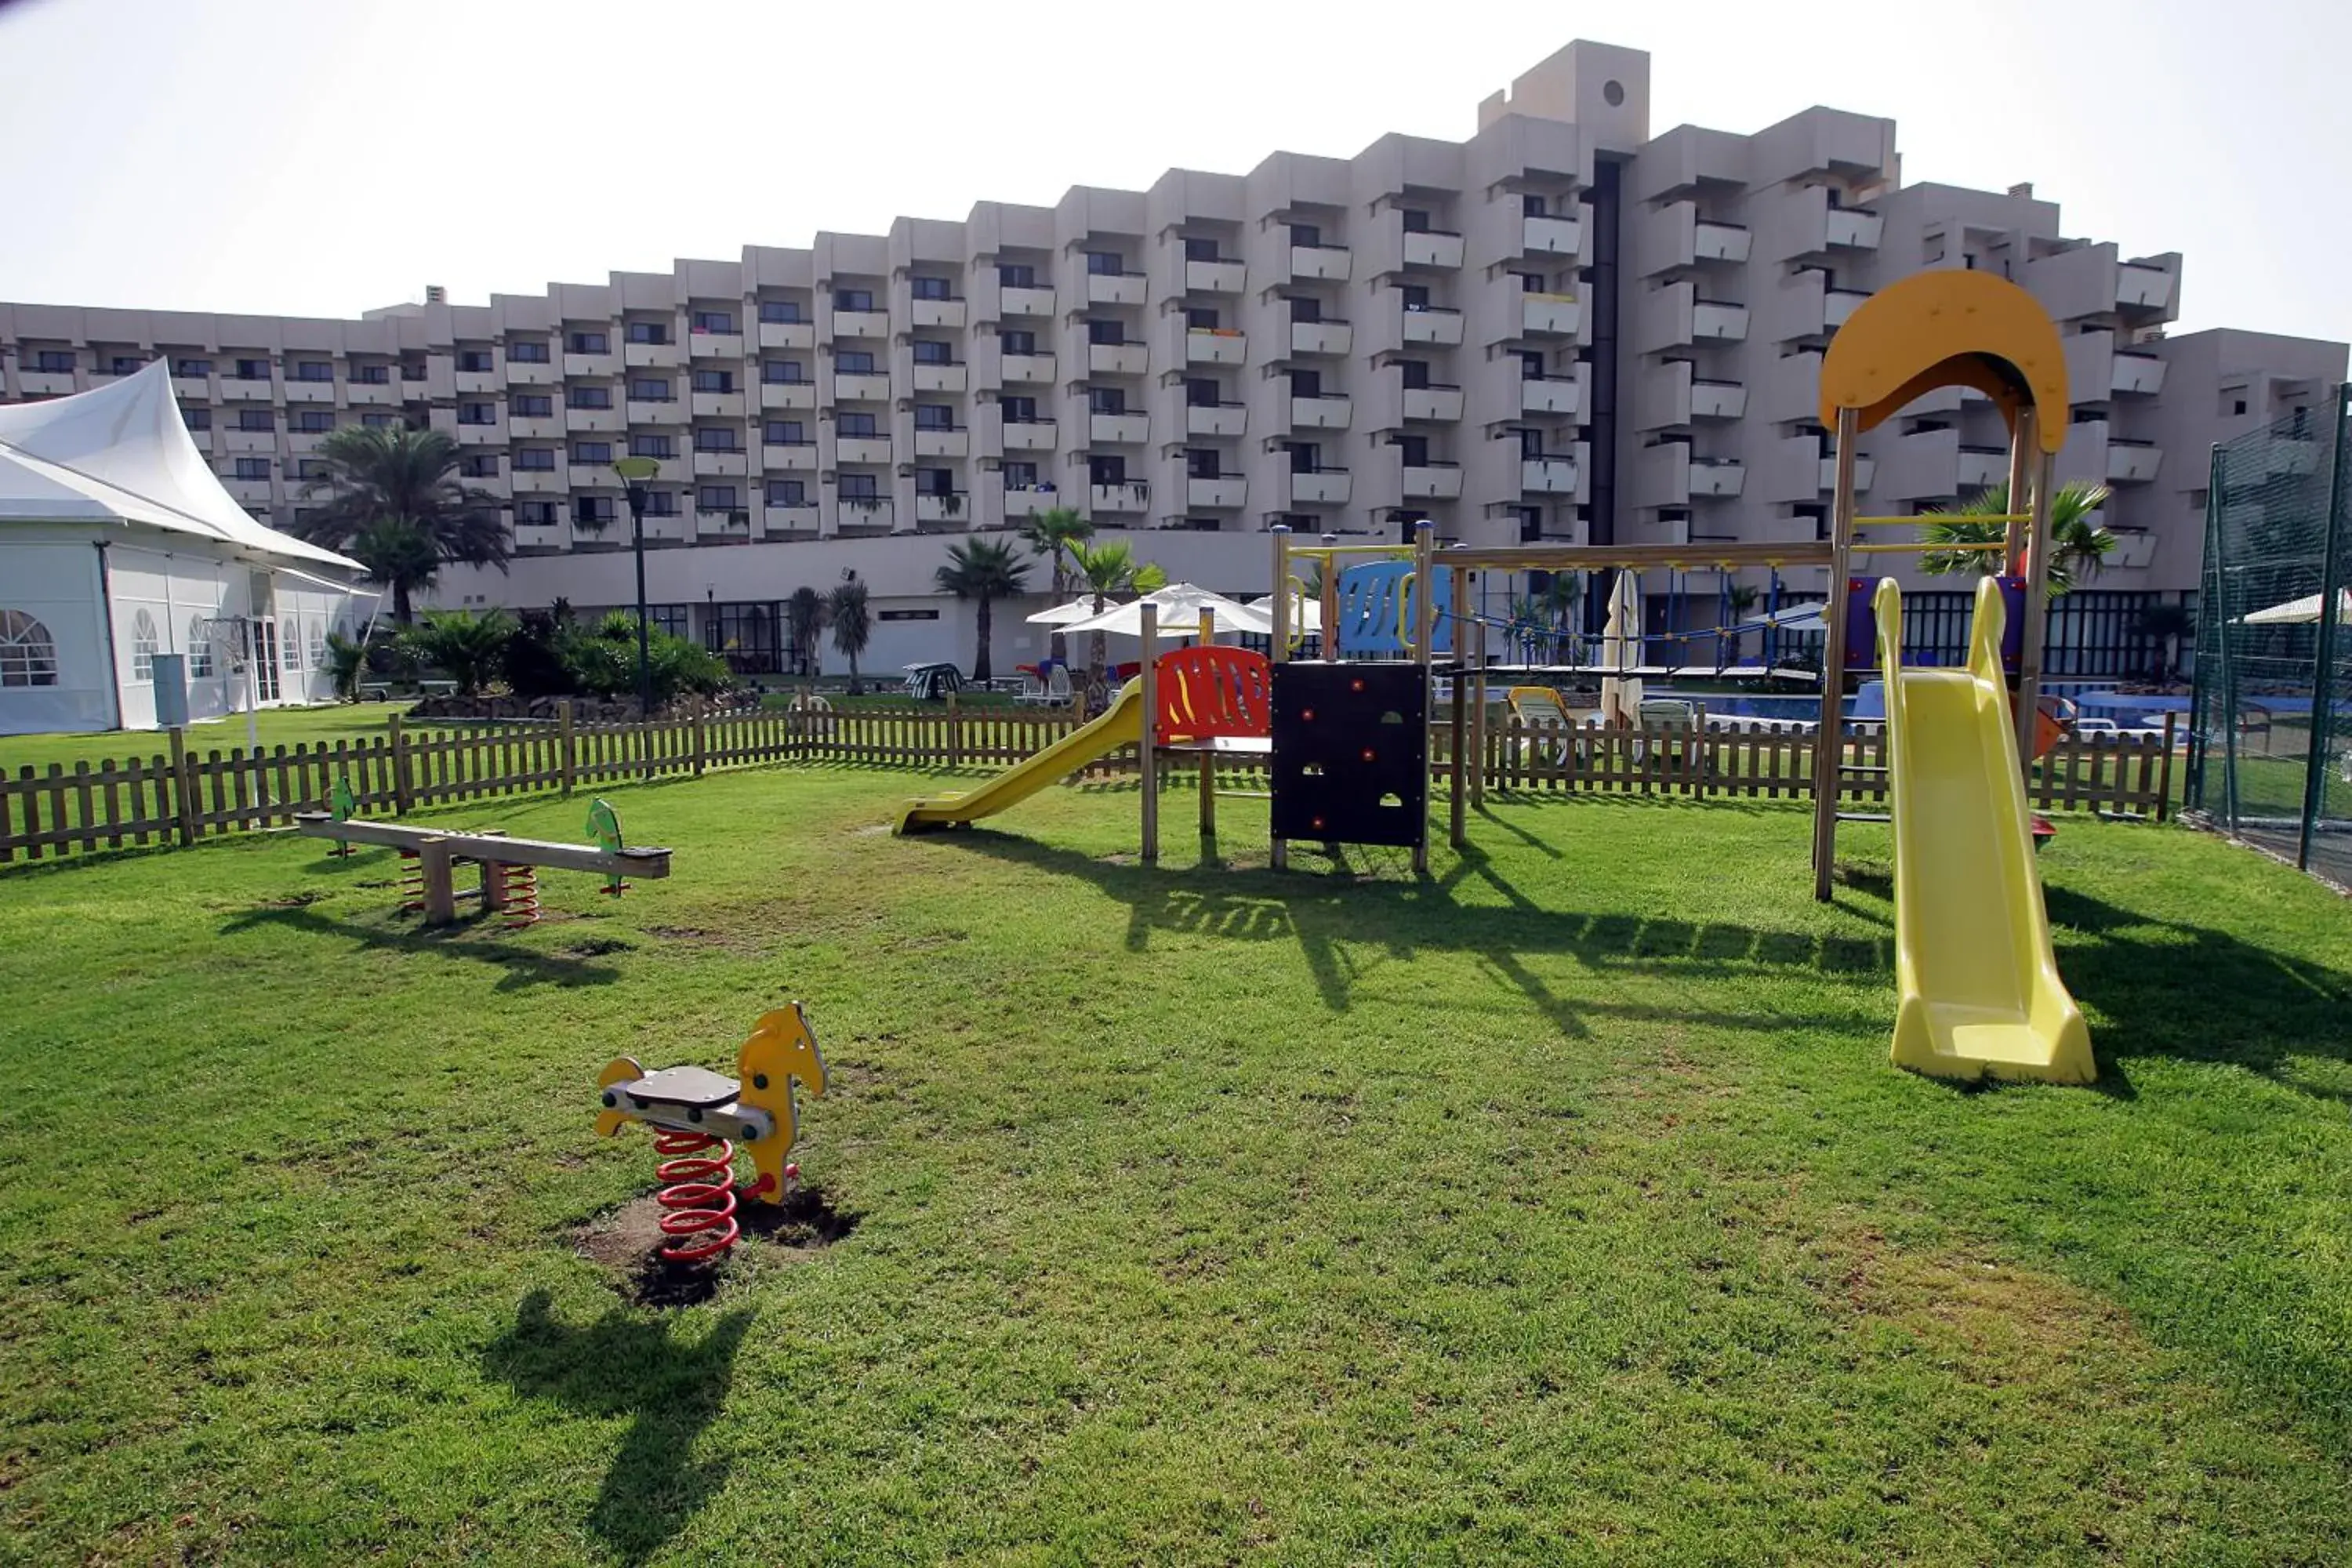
[
  {"x1": 2003, "y1": 405, "x2": 2035, "y2": 572},
  {"x1": 2016, "y1": 442, "x2": 2058, "y2": 773},
  {"x1": 691, "y1": 698, "x2": 707, "y2": 778},
  {"x1": 416, "y1": 837, "x2": 457, "y2": 924},
  {"x1": 947, "y1": 688, "x2": 964, "y2": 770},
  {"x1": 1269, "y1": 525, "x2": 1290, "y2": 873},
  {"x1": 480, "y1": 860, "x2": 508, "y2": 913},
  {"x1": 1469, "y1": 593, "x2": 1486, "y2": 811},
  {"x1": 166, "y1": 726, "x2": 197, "y2": 846},
  {"x1": 1319, "y1": 533, "x2": 1341, "y2": 655},
  {"x1": 389, "y1": 713, "x2": 414, "y2": 817},
  {"x1": 1448, "y1": 563, "x2": 1468, "y2": 849},
  {"x1": 1139, "y1": 601, "x2": 1159, "y2": 863},
  {"x1": 558, "y1": 699, "x2": 576, "y2": 797},
  {"x1": 1197, "y1": 608, "x2": 1215, "y2": 837},
  {"x1": 1812, "y1": 405, "x2": 1860, "y2": 902},
  {"x1": 1412, "y1": 521, "x2": 1434, "y2": 874}
]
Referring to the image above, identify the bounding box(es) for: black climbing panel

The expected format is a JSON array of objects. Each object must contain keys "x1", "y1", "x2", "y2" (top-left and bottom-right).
[{"x1": 1270, "y1": 663, "x2": 1428, "y2": 849}]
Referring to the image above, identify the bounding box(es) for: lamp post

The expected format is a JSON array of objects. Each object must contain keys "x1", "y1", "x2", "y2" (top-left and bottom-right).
[{"x1": 612, "y1": 456, "x2": 661, "y2": 716}]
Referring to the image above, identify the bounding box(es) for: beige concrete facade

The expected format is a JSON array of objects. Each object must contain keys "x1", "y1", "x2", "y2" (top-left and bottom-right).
[{"x1": 2, "y1": 38, "x2": 2343, "y2": 670}]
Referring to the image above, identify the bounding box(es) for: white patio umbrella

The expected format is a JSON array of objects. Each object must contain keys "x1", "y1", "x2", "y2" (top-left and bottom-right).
[
  {"x1": 1599, "y1": 572, "x2": 1643, "y2": 726},
  {"x1": 1025, "y1": 597, "x2": 1103, "y2": 626},
  {"x1": 2236, "y1": 590, "x2": 2352, "y2": 626},
  {"x1": 1247, "y1": 592, "x2": 1322, "y2": 634},
  {"x1": 1064, "y1": 586, "x2": 1273, "y2": 639}
]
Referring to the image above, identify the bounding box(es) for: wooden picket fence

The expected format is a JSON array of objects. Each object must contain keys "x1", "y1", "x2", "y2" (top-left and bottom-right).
[{"x1": 0, "y1": 701, "x2": 2172, "y2": 866}]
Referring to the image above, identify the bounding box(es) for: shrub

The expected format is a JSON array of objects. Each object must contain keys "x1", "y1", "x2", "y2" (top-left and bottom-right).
[
  {"x1": 562, "y1": 612, "x2": 732, "y2": 707},
  {"x1": 397, "y1": 609, "x2": 515, "y2": 696}
]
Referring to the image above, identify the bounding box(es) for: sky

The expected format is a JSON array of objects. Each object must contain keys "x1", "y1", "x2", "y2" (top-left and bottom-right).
[{"x1": 1, "y1": 0, "x2": 2347, "y2": 347}]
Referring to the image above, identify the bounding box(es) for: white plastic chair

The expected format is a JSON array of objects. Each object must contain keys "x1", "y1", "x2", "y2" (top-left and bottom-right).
[
  {"x1": 1045, "y1": 666, "x2": 1073, "y2": 708},
  {"x1": 1013, "y1": 671, "x2": 1049, "y2": 706}
]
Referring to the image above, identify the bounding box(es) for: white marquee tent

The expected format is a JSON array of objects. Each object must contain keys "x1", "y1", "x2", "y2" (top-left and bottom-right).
[{"x1": 0, "y1": 362, "x2": 372, "y2": 735}]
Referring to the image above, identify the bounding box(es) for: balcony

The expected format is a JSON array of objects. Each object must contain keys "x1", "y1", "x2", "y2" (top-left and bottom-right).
[
  {"x1": 222, "y1": 475, "x2": 274, "y2": 505},
  {"x1": 1693, "y1": 221, "x2": 1751, "y2": 264},
  {"x1": 758, "y1": 321, "x2": 815, "y2": 350},
  {"x1": 837, "y1": 498, "x2": 894, "y2": 534},
  {"x1": 455, "y1": 368, "x2": 499, "y2": 395},
  {"x1": 1290, "y1": 244, "x2": 1352, "y2": 283},
  {"x1": 623, "y1": 340, "x2": 681, "y2": 368},
  {"x1": 512, "y1": 467, "x2": 571, "y2": 495},
  {"x1": 692, "y1": 450, "x2": 749, "y2": 477},
  {"x1": 1403, "y1": 462, "x2": 1462, "y2": 500},
  {"x1": 1291, "y1": 394, "x2": 1352, "y2": 430},
  {"x1": 1956, "y1": 447, "x2": 2007, "y2": 491},
  {"x1": 833, "y1": 310, "x2": 891, "y2": 338},
  {"x1": 1519, "y1": 376, "x2": 1580, "y2": 417},
  {"x1": 1289, "y1": 470, "x2": 1351, "y2": 506},
  {"x1": 1089, "y1": 481, "x2": 1150, "y2": 513},
  {"x1": 2107, "y1": 440, "x2": 2161, "y2": 483},
  {"x1": 836, "y1": 436, "x2": 893, "y2": 465},
  {"x1": 1815, "y1": 455, "x2": 1878, "y2": 492},
  {"x1": 1521, "y1": 292, "x2": 1581, "y2": 336},
  {"x1": 283, "y1": 379, "x2": 336, "y2": 405},
  {"x1": 1086, "y1": 273, "x2": 1146, "y2": 307},
  {"x1": 1185, "y1": 259, "x2": 1246, "y2": 293},
  {"x1": 1188, "y1": 476, "x2": 1247, "y2": 509},
  {"x1": 455, "y1": 423, "x2": 503, "y2": 446},
  {"x1": 564, "y1": 351, "x2": 621, "y2": 379},
  {"x1": 221, "y1": 428, "x2": 276, "y2": 455},
  {"x1": 1187, "y1": 402, "x2": 1246, "y2": 438},
  {"x1": 999, "y1": 351, "x2": 1056, "y2": 383},
  {"x1": 346, "y1": 380, "x2": 399, "y2": 406},
  {"x1": 565, "y1": 405, "x2": 626, "y2": 434},
  {"x1": 1003, "y1": 483, "x2": 1061, "y2": 518},
  {"x1": 914, "y1": 427, "x2": 969, "y2": 458},
  {"x1": 1000, "y1": 418, "x2": 1057, "y2": 450},
  {"x1": 1824, "y1": 289, "x2": 1868, "y2": 330},
  {"x1": 2113, "y1": 352, "x2": 2165, "y2": 396},
  {"x1": 184, "y1": 429, "x2": 214, "y2": 454},
  {"x1": 1826, "y1": 208, "x2": 1882, "y2": 249},
  {"x1": 1088, "y1": 342, "x2": 1148, "y2": 376},
  {"x1": 761, "y1": 381, "x2": 816, "y2": 410},
  {"x1": 691, "y1": 390, "x2": 747, "y2": 419},
  {"x1": 1401, "y1": 306, "x2": 1464, "y2": 346},
  {"x1": 1403, "y1": 229, "x2": 1465, "y2": 269},
  {"x1": 834, "y1": 371, "x2": 892, "y2": 401},
  {"x1": 761, "y1": 503, "x2": 821, "y2": 539},
  {"x1": 763, "y1": 441, "x2": 818, "y2": 470},
  {"x1": 637, "y1": 511, "x2": 691, "y2": 544},
  {"x1": 1403, "y1": 385, "x2": 1465, "y2": 422},
  {"x1": 912, "y1": 299, "x2": 967, "y2": 330},
  {"x1": 219, "y1": 377, "x2": 274, "y2": 401},
  {"x1": 513, "y1": 518, "x2": 568, "y2": 551},
  {"x1": 1522, "y1": 456, "x2": 1579, "y2": 494},
  {"x1": 169, "y1": 376, "x2": 212, "y2": 401},
  {"x1": 1187, "y1": 328, "x2": 1247, "y2": 365},
  {"x1": 1691, "y1": 378, "x2": 1746, "y2": 419},
  {"x1": 1000, "y1": 285, "x2": 1056, "y2": 317},
  {"x1": 1091, "y1": 412, "x2": 1150, "y2": 444},
  {"x1": 689, "y1": 332, "x2": 744, "y2": 359},
  {"x1": 16, "y1": 370, "x2": 77, "y2": 396},
  {"x1": 505, "y1": 359, "x2": 560, "y2": 387},
  {"x1": 2117, "y1": 265, "x2": 2173, "y2": 311},
  {"x1": 913, "y1": 362, "x2": 968, "y2": 394},
  {"x1": 1690, "y1": 457, "x2": 1746, "y2": 498},
  {"x1": 510, "y1": 415, "x2": 564, "y2": 441},
  {"x1": 1290, "y1": 321, "x2": 1352, "y2": 356},
  {"x1": 916, "y1": 492, "x2": 971, "y2": 526},
  {"x1": 1523, "y1": 213, "x2": 1581, "y2": 256},
  {"x1": 1693, "y1": 301, "x2": 1749, "y2": 341}
]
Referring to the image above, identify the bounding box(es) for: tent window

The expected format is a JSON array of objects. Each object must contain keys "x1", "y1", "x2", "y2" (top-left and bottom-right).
[
  {"x1": 187, "y1": 616, "x2": 216, "y2": 678},
  {"x1": 282, "y1": 617, "x2": 305, "y2": 673},
  {"x1": 0, "y1": 610, "x2": 58, "y2": 688},
  {"x1": 308, "y1": 621, "x2": 328, "y2": 670},
  {"x1": 130, "y1": 610, "x2": 160, "y2": 682}
]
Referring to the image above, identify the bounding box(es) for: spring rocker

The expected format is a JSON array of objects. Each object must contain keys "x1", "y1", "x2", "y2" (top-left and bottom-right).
[{"x1": 595, "y1": 1005, "x2": 828, "y2": 1263}]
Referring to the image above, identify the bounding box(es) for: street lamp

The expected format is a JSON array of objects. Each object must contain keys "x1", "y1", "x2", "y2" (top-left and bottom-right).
[{"x1": 612, "y1": 456, "x2": 661, "y2": 716}]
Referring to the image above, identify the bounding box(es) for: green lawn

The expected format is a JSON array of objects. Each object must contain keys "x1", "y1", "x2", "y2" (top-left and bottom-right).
[
  {"x1": 0, "y1": 704, "x2": 467, "y2": 774},
  {"x1": 3, "y1": 770, "x2": 2350, "y2": 1563}
]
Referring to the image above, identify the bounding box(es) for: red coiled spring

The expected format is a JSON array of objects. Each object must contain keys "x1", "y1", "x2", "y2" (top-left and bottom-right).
[
  {"x1": 502, "y1": 863, "x2": 541, "y2": 928},
  {"x1": 397, "y1": 848, "x2": 425, "y2": 913},
  {"x1": 652, "y1": 1129, "x2": 740, "y2": 1262}
]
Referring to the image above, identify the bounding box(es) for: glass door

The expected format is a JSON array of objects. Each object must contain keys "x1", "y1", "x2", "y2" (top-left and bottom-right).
[{"x1": 252, "y1": 619, "x2": 280, "y2": 702}]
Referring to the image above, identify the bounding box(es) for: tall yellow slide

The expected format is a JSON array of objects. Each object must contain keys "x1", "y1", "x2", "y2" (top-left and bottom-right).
[
  {"x1": 895, "y1": 679, "x2": 1145, "y2": 835},
  {"x1": 1875, "y1": 578, "x2": 2094, "y2": 1083}
]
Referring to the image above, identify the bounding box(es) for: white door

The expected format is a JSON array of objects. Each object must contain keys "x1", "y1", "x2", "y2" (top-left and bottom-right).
[{"x1": 252, "y1": 619, "x2": 280, "y2": 702}]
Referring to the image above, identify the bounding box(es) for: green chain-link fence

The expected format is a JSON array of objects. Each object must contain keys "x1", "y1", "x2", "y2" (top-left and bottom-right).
[{"x1": 2187, "y1": 386, "x2": 2352, "y2": 885}]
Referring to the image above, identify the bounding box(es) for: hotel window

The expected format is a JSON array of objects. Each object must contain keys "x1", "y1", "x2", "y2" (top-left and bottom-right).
[
  {"x1": 766, "y1": 478, "x2": 807, "y2": 506},
  {"x1": 171, "y1": 357, "x2": 212, "y2": 377},
  {"x1": 457, "y1": 350, "x2": 495, "y2": 373},
  {"x1": 456, "y1": 401, "x2": 497, "y2": 425},
  {"x1": 353, "y1": 363, "x2": 390, "y2": 383},
  {"x1": 838, "y1": 474, "x2": 880, "y2": 500},
  {"x1": 837, "y1": 412, "x2": 878, "y2": 437},
  {"x1": 29, "y1": 350, "x2": 72, "y2": 373},
  {"x1": 628, "y1": 433, "x2": 673, "y2": 458},
  {"x1": 233, "y1": 358, "x2": 268, "y2": 380},
  {"x1": 836, "y1": 350, "x2": 877, "y2": 375},
  {"x1": 1000, "y1": 330, "x2": 1036, "y2": 356},
  {"x1": 997, "y1": 263, "x2": 1036, "y2": 289},
  {"x1": 641, "y1": 490, "x2": 679, "y2": 516},
  {"x1": 293, "y1": 411, "x2": 334, "y2": 433},
  {"x1": 517, "y1": 500, "x2": 560, "y2": 525},
  {"x1": 514, "y1": 448, "x2": 557, "y2": 471},
  {"x1": 691, "y1": 310, "x2": 735, "y2": 333},
  {"x1": 910, "y1": 275, "x2": 953, "y2": 300},
  {"x1": 508, "y1": 340, "x2": 551, "y2": 362},
  {"x1": 572, "y1": 441, "x2": 613, "y2": 465},
  {"x1": 291, "y1": 361, "x2": 332, "y2": 382},
  {"x1": 912, "y1": 339, "x2": 953, "y2": 365},
  {"x1": 567, "y1": 385, "x2": 613, "y2": 408},
  {"x1": 568, "y1": 330, "x2": 610, "y2": 354},
  {"x1": 237, "y1": 408, "x2": 275, "y2": 431},
  {"x1": 764, "y1": 419, "x2": 806, "y2": 445},
  {"x1": 512, "y1": 394, "x2": 554, "y2": 418},
  {"x1": 232, "y1": 457, "x2": 270, "y2": 481},
  {"x1": 627, "y1": 377, "x2": 673, "y2": 401},
  {"x1": 697, "y1": 485, "x2": 740, "y2": 510},
  {"x1": 833, "y1": 289, "x2": 875, "y2": 312},
  {"x1": 1084, "y1": 251, "x2": 1122, "y2": 275},
  {"x1": 693, "y1": 427, "x2": 741, "y2": 452},
  {"x1": 1003, "y1": 461, "x2": 1039, "y2": 488},
  {"x1": 183, "y1": 407, "x2": 212, "y2": 431},
  {"x1": 762, "y1": 360, "x2": 806, "y2": 383},
  {"x1": 758, "y1": 299, "x2": 804, "y2": 323},
  {"x1": 625, "y1": 321, "x2": 670, "y2": 344},
  {"x1": 913, "y1": 404, "x2": 953, "y2": 430},
  {"x1": 691, "y1": 369, "x2": 735, "y2": 393}
]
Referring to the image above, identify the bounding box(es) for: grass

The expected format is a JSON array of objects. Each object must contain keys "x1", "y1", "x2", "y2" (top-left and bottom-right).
[
  {"x1": 2, "y1": 768, "x2": 2350, "y2": 1563},
  {"x1": 0, "y1": 703, "x2": 474, "y2": 774}
]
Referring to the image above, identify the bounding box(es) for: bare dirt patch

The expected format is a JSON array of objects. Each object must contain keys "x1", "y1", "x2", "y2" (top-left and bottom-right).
[{"x1": 576, "y1": 1184, "x2": 862, "y2": 1308}]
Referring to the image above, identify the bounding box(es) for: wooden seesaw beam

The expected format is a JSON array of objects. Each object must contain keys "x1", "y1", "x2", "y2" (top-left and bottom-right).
[{"x1": 295, "y1": 812, "x2": 671, "y2": 924}]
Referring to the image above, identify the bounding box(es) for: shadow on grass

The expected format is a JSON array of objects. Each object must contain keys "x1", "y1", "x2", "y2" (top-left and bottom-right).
[
  {"x1": 933, "y1": 827, "x2": 1893, "y2": 1032},
  {"x1": 483, "y1": 1289, "x2": 751, "y2": 1566},
  {"x1": 218, "y1": 903, "x2": 623, "y2": 990}
]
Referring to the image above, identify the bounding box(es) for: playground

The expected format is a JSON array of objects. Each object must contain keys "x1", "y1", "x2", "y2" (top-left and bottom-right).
[{"x1": 2, "y1": 762, "x2": 2351, "y2": 1563}]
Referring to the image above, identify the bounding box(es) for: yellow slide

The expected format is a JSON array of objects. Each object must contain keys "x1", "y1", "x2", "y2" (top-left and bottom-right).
[
  {"x1": 895, "y1": 679, "x2": 1145, "y2": 835},
  {"x1": 1875, "y1": 578, "x2": 2094, "y2": 1084}
]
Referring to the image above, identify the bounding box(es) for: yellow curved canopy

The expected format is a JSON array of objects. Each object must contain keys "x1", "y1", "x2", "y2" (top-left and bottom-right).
[{"x1": 1819, "y1": 270, "x2": 2068, "y2": 454}]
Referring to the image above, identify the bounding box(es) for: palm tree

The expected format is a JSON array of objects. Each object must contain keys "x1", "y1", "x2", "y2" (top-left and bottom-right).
[
  {"x1": 828, "y1": 575, "x2": 873, "y2": 695},
  {"x1": 785, "y1": 586, "x2": 826, "y2": 681},
  {"x1": 292, "y1": 426, "x2": 507, "y2": 622},
  {"x1": 398, "y1": 608, "x2": 514, "y2": 697},
  {"x1": 1918, "y1": 481, "x2": 2117, "y2": 597},
  {"x1": 935, "y1": 538, "x2": 1031, "y2": 683},
  {"x1": 1069, "y1": 540, "x2": 1167, "y2": 704},
  {"x1": 1019, "y1": 507, "x2": 1094, "y2": 664}
]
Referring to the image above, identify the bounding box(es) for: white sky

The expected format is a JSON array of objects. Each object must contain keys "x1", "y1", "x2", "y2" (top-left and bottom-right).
[{"x1": 1, "y1": 0, "x2": 2347, "y2": 347}]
